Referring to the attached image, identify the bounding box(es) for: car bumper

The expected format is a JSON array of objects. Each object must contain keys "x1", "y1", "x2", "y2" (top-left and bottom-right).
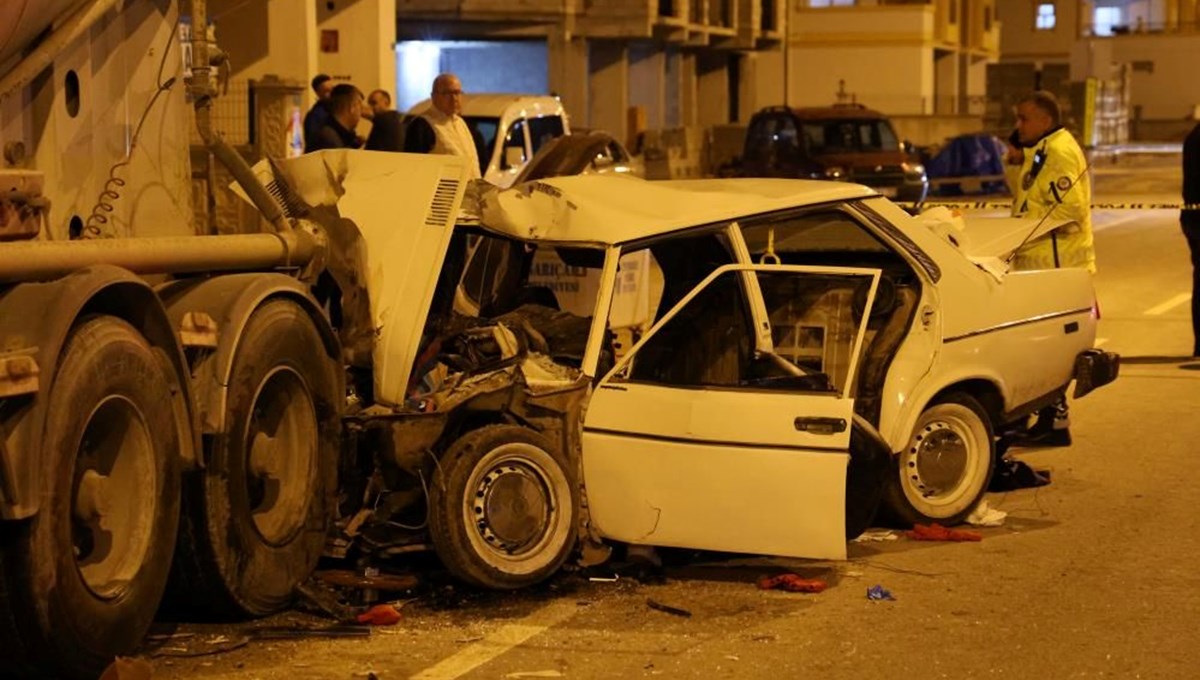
[{"x1": 1072, "y1": 348, "x2": 1120, "y2": 399}]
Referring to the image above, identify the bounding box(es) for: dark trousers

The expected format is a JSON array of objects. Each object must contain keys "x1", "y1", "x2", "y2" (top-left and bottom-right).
[{"x1": 1187, "y1": 226, "x2": 1200, "y2": 357}]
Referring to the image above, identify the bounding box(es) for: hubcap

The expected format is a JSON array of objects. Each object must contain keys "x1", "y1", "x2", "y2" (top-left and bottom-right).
[
  {"x1": 72, "y1": 396, "x2": 157, "y2": 600},
  {"x1": 245, "y1": 367, "x2": 318, "y2": 546},
  {"x1": 471, "y1": 456, "x2": 555, "y2": 556},
  {"x1": 906, "y1": 420, "x2": 970, "y2": 499}
]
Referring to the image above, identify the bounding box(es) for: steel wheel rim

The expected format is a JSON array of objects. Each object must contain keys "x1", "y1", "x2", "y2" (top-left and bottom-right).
[
  {"x1": 463, "y1": 443, "x2": 561, "y2": 563},
  {"x1": 244, "y1": 367, "x2": 318, "y2": 547},
  {"x1": 902, "y1": 411, "x2": 983, "y2": 510},
  {"x1": 72, "y1": 396, "x2": 157, "y2": 600}
]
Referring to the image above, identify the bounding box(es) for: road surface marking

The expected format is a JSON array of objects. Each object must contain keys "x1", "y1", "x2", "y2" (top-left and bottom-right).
[
  {"x1": 410, "y1": 600, "x2": 579, "y2": 679},
  {"x1": 1145, "y1": 293, "x2": 1192, "y2": 316}
]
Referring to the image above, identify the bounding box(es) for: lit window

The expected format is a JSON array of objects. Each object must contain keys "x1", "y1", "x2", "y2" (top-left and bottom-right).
[
  {"x1": 1093, "y1": 7, "x2": 1122, "y2": 36},
  {"x1": 1035, "y1": 3, "x2": 1056, "y2": 30}
]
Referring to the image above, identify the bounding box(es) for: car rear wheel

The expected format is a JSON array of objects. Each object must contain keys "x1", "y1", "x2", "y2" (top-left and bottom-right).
[
  {"x1": 428, "y1": 425, "x2": 578, "y2": 589},
  {"x1": 882, "y1": 393, "x2": 995, "y2": 526}
]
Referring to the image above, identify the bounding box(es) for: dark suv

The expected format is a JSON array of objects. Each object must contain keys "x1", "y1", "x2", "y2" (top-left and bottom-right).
[{"x1": 735, "y1": 104, "x2": 928, "y2": 202}]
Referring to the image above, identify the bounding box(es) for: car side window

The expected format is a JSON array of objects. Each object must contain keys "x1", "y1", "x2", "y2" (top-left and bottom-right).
[
  {"x1": 528, "y1": 116, "x2": 565, "y2": 155},
  {"x1": 622, "y1": 270, "x2": 755, "y2": 388},
  {"x1": 746, "y1": 114, "x2": 796, "y2": 163},
  {"x1": 741, "y1": 210, "x2": 891, "y2": 262},
  {"x1": 501, "y1": 120, "x2": 528, "y2": 169}
]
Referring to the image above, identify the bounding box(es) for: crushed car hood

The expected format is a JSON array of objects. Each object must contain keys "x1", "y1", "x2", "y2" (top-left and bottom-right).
[{"x1": 247, "y1": 151, "x2": 471, "y2": 407}]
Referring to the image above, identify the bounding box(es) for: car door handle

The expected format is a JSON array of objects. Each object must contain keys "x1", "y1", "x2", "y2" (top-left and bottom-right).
[{"x1": 794, "y1": 417, "x2": 847, "y2": 435}]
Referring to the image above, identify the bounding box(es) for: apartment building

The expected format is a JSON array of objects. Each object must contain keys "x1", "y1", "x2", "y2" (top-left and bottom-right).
[
  {"x1": 997, "y1": 0, "x2": 1200, "y2": 139},
  {"x1": 392, "y1": 1, "x2": 787, "y2": 146},
  {"x1": 785, "y1": 0, "x2": 1001, "y2": 116}
]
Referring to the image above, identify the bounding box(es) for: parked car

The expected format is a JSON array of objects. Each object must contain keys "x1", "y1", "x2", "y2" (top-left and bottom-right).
[
  {"x1": 733, "y1": 103, "x2": 929, "y2": 202},
  {"x1": 270, "y1": 152, "x2": 1117, "y2": 589},
  {"x1": 407, "y1": 94, "x2": 569, "y2": 188},
  {"x1": 515, "y1": 130, "x2": 644, "y2": 183}
]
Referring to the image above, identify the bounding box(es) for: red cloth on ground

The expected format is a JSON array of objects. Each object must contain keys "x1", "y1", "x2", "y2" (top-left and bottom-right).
[
  {"x1": 906, "y1": 523, "x2": 983, "y2": 542},
  {"x1": 757, "y1": 573, "x2": 828, "y2": 593},
  {"x1": 356, "y1": 604, "x2": 402, "y2": 625}
]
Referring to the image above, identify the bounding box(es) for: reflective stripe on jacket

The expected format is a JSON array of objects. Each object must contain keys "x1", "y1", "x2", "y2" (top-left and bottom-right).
[{"x1": 1004, "y1": 127, "x2": 1096, "y2": 273}]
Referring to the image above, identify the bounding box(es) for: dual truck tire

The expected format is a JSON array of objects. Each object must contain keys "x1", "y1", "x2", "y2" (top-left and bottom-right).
[{"x1": 0, "y1": 300, "x2": 338, "y2": 678}]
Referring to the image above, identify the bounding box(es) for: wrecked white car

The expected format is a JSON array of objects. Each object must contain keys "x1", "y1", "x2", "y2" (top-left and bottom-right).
[{"x1": 269, "y1": 151, "x2": 1117, "y2": 590}]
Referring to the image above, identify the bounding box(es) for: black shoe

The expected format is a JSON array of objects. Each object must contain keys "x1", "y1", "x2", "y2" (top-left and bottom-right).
[{"x1": 1018, "y1": 427, "x2": 1072, "y2": 448}]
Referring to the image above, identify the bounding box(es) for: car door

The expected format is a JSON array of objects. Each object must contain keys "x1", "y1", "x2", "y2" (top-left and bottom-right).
[{"x1": 581, "y1": 262, "x2": 880, "y2": 560}]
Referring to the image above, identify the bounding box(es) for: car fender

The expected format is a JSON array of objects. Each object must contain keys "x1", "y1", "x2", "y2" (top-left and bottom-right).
[
  {"x1": 0, "y1": 265, "x2": 197, "y2": 520},
  {"x1": 156, "y1": 273, "x2": 340, "y2": 438},
  {"x1": 880, "y1": 361, "x2": 1011, "y2": 453}
]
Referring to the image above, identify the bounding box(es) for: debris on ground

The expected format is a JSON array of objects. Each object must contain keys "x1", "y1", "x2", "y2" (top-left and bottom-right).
[
  {"x1": 906, "y1": 523, "x2": 983, "y2": 542},
  {"x1": 295, "y1": 578, "x2": 360, "y2": 622},
  {"x1": 989, "y1": 458, "x2": 1052, "y2": 491},
  {"x1": 966, "y1": 500, "x2": 1008, "y2": 527},
  {"x1": 866, "y1": 585, "x2": 896, "y2": 601},
  {"x1": 852, "y1": 529, "x2": 899, "y2": 543},
  {"x1": 756, "y1": 573, "x2": 828, "y2": 593},
  {"x1": 646, "y1": 598, "x2": 692, "y2": 618},
  {"x1": 356, "y1": 604, "x2": 403, "y2": 626}
]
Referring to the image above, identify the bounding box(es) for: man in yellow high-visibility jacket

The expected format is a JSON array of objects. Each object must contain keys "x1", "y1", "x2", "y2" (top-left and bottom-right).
[
  {"x1": 1005, "y1": 91, "x2": 1096, "y2": 273},
  {"x1": 1004, "y1": 91, "x2": 1096, "y2": 447}
]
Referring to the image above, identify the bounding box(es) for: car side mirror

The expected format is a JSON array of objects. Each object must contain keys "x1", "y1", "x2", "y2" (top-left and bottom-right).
[{"x1": 503, "y1": 146, "x2": 525, "y2": 169}]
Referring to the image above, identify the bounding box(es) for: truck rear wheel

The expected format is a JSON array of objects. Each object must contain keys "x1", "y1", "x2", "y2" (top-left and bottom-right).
[
  {"x1": 428, "y1": 425, "x2": 578, "y2": 590},
  {"x1": 0, "y1": 316, "x2": 181, "y2": 679},
  {"x1": 172, "y1": 299, "x2": 338, "y2": 617}
]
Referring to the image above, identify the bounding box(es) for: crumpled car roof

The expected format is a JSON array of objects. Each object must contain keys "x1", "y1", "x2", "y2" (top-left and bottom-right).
[{"x1": 479, "y1": 175, "x2": 877, "y2": 245}]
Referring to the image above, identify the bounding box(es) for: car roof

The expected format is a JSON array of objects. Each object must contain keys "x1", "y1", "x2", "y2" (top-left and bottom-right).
[
  {"x1": 756, "y1": 104, "x2": 888, "y2": 121},
  {"x1": 408, "y1": 94, "x2": 565, "y2": 118},
  {"x1": 480, "y1": 175, "x2": 879, "y2": 245}
]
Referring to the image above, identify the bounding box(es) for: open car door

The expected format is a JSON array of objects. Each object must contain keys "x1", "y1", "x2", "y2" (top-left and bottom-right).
[{"x1": 582, "y1": 263, "x2": 880, "y2": 560}]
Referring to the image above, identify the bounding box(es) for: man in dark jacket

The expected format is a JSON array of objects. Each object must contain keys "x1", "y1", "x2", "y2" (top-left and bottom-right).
[
  {"x1": 364, "y1": 89, "x2": 405, "y2": 152},
  {"x1": 1183, "y1": 121, "x2": 1200, "y2": 357},
  {"x1": 307, "y1": 84, "x2": 364, "y2": 152},
  {"x1": 303, "y1": 74, "x2": 334, "y2": 151}
]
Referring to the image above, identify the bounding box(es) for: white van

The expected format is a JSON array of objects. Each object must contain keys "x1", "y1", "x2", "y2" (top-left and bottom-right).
[{"x1": 407, "y1": 94, "x2": 569, "y2": 188}]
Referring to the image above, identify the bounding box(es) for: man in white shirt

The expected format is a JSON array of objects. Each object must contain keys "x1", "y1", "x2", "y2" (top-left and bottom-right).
[{"x1": 404, "y1": 73, "x2": 483, "y2": 179}]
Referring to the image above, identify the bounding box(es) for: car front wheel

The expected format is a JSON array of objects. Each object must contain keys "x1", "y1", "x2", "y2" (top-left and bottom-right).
[
  {"x1": 882, "y1": 393, "x2": 995, "y2": 526},
  {"x1": 428, "y1": 425, "x2": 578, "y2": 589}
]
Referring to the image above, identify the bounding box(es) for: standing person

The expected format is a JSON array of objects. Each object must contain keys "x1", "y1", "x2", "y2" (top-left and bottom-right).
[
  {"x1": 1182, "y1": 121, "x2": 1200, "y2": 357},
  {"x1": 365, "y1": 89, "x2": 405, "y2": 152},
  {"x1": 1003, "y1": 90, "x2": 1096, "y2": 447},
  {"x1": 1004, "y1": 90, "x2": 1096, "y2": 273},
  {"x1": 303, "y1": 74, "x2": 334, "y2": 152},
  {"x1": 404, "y1": 73, "x2": 482, "y2": 179},
  {"x1": 307, "y1": 84, "x2": 364, "y2": 152}
]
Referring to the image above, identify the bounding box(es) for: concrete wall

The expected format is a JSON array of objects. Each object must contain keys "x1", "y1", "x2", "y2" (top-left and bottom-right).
[
  {"x1": 1107, "y1": 33, "x2": 1200, "y2": 118},
  {"x1": 789, "y1": 45, "x2": 932, "y2": 114},
  {"x1": 316, "y1": 0, "x2": 397, "y2": 97},
  {"x1": 996, "y1": 0, "x2": 1080, "y2": 61},
  {"x1": 211, "y1": 0, "x2": 318, "y2": 105}
]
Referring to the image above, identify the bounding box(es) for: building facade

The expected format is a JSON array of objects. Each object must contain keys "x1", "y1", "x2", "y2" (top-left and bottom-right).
[{"x1": 998, "y1": 0, "x2": 1200, "y2": 139}]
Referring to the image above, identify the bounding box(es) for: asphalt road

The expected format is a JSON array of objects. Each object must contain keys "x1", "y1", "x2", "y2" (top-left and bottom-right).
[{"x1": 155, "y1": 156, "x2": 1199, "y2": 680}]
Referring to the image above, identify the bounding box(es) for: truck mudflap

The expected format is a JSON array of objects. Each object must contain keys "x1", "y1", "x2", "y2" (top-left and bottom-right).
[{"x1": 1073, "y1": 348, "x2": 1120, "y2": 399}]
